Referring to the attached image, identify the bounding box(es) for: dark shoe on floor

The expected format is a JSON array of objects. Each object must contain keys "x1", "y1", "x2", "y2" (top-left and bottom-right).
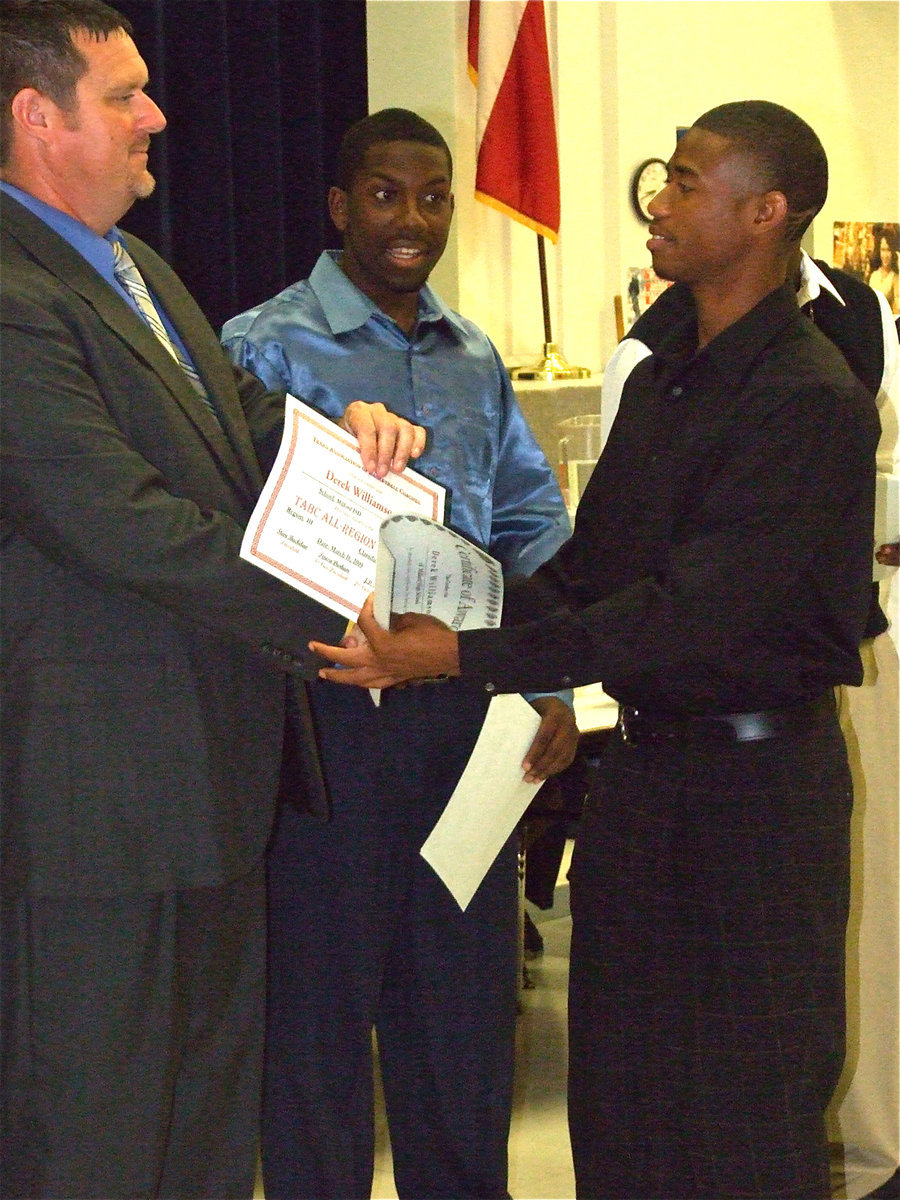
[{"x1": 523, "y1": 911, "x2": 544, "y2": 957}]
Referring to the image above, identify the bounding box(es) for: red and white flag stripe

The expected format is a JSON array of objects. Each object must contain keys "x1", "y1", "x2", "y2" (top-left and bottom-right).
[{"x1": 467, "y1": 0, "x2": 560, "y2": 243}]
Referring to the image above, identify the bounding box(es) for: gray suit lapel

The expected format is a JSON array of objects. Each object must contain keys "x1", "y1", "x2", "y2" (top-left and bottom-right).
[
  {"x1": 3, "y1": 200, "x2": 263, "y2": 504},
  {"x1": 125, "y1": 236, "x2": 268, "y2": 490}
]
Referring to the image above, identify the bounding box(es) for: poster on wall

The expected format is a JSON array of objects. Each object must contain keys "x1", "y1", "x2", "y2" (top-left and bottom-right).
[
  {"x1": 833, "y1": 221, "x2": 899, "y2": 314},
  {"x1": 623, "y1": 266, "x2": 672, "y2": 330}
]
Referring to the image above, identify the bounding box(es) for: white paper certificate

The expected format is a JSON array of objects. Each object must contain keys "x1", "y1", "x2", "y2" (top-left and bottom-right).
[{"x1": 241, "y1": 395, "x2": 445, "y2": 621}]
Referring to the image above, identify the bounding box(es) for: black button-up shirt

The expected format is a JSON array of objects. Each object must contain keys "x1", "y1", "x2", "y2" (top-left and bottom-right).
[{"x1": 461, "y1": 284, "x2": 881, "y2": 714}]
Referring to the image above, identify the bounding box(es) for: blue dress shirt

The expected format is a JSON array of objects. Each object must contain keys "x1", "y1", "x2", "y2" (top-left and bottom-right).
[{"x1": 222, "y1": 250, "x2": 570, "y2": 581}]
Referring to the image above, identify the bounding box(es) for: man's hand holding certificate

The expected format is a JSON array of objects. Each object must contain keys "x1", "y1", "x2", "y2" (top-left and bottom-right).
[
  {"x1": 373, "y1": 513, "x2": 502, "y2": 630},
  {"x1": 241, "y1": 396, "x2": 444, "y2": 622},
  {"x1": 243, "y1": 396, "x2": 574, "y2": 910}
]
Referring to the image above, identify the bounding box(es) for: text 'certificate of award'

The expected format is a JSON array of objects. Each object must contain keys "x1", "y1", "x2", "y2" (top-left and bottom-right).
[
  {"x1": 240, "y1": 395, "x2": 445, "y2": 621},
  {"x1": 373, "y1": 514, "x2": 503, "y2": 631}
]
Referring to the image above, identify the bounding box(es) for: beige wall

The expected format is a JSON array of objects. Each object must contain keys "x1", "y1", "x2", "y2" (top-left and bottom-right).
[{"x1": 367, "y1": 0, "x2": 899, "y2": 372}]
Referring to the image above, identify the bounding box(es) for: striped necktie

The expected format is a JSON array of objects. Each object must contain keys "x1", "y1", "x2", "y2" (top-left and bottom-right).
[{"x1": 112, "y1": 240, "x2": 220, "y2": 426}]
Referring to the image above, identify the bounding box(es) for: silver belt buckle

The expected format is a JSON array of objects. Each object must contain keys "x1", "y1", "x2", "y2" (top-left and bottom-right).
[{"x1": 618, "y1": 705, "x2": 635, "y2": 743}]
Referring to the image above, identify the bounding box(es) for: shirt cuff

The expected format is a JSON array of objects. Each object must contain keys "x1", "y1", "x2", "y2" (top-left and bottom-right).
[{"x1": 522, "y1": 690, "x2": 574, "y2": 709}]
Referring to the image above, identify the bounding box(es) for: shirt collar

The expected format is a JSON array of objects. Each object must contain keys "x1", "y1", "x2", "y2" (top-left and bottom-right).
[
  {"x1": 1, "y1": 180, "x2": 119, "y2": 282},
  {"x1": 796, "y1": 248, "x2": 846, "y2": 309},
  {"x1": 308, "y1": 249, "x2": 467, "y2": 340},
  {"x1": 656, "y1": 282, "x2": 801, "y2": 383}
]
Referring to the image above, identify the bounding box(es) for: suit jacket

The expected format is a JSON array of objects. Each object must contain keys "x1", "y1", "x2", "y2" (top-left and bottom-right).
[{"x1": 0, "y1": 193, "x2": 345, "y2": 898}]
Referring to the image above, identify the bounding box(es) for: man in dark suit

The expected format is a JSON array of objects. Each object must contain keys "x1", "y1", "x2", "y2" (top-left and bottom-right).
[{"x1": 0, "y1": 3, "x2": 423, "y2": 1197}]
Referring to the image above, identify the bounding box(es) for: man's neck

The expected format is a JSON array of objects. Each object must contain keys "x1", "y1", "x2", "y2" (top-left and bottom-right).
[
  {"x1": 335, "y1": 253, "x2": 422, "y2": 337},
  {"x1": 691, "y1": 260, "x2": 789, "y2": 348},
  {"x1": 1, "y1": 166, "x2": 117, "y2": 235},
  {"x1": 786, "y1": 245, "x2": 806, "y2": 293},
  {"x1": 384, "y1": 296, "x2": 420, "y2": 337}
]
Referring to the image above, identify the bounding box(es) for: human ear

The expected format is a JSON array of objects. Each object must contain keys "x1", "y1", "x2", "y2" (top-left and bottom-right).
[
  {"x1": 753, "y1": 189, "x2": 789, "y2": 233},
  {"x1": 9, "y1": 88, "x2": 55, "y2": 144},
  {"x1": 328, "y1": 186, "x2": 349, "y2": 233}
]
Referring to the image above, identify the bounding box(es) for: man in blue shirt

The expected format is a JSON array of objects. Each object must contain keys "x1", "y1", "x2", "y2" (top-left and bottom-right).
[{"x1": 222, "y1": 108, "x2": 575, "y2": 1200}]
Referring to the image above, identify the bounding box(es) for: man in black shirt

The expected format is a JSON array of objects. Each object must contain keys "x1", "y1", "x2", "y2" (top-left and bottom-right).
[
  {"x1": 310, "y1": 101, "x2": 881, "y2": 1200},
  {"x1": 587, "y1": 230, "x2": 900, "y2": 1200}
]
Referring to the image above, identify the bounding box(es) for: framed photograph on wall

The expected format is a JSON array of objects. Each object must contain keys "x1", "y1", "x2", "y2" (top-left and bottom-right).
[
  {"x1": 833, "y1": 221, "x2": 899, "y2": 313},
  {"x1": 623, "y1": 266, "x2": 672, "y2": 331}
]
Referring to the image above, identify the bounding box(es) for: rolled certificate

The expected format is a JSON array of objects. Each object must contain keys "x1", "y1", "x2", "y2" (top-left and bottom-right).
[{"x1": 373, "y1": 514, "x2": 503, "y2": 631}]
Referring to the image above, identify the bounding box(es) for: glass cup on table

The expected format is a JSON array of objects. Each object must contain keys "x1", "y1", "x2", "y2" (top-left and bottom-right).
[{"x1": 557, "y1": 414, "x2": 602, "y2": 513}]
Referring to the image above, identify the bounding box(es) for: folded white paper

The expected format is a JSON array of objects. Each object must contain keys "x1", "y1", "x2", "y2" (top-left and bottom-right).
[{"x1": 420, "y1": 693, "x2": 545, "y2": 911}]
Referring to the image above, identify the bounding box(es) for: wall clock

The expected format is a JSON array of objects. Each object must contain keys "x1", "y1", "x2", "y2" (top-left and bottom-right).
[{"x1": 630, "y1": 157, "x2": 668, "y2": 223}]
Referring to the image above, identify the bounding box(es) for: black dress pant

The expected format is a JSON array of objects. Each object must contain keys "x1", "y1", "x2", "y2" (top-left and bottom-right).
[
  {"x1": 568, "y1": 715, "x2": 852, "y2": 1200},
  {"x1": 1, "y1": 864, "x2": 266, "y2": 1200},
  {"x1": 262, "y1": 681, "x2": 518, "y2": 1200}
]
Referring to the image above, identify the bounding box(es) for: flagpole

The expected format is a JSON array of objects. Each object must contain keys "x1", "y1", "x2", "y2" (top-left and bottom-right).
[
  {"x1": 470, "y1": 0, "x2": 589, "y2": 380},
  {"x1": 538, "y1": 234, "x2": 553, "y2": 344},
  {"x1": 510, "y1": 235, "x2": 591, "y2": 380}
]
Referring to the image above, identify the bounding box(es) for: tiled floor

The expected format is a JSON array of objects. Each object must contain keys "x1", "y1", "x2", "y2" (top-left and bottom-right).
[{"x1": 506, "y1": 910, "x2": 576, "y2": 1200}]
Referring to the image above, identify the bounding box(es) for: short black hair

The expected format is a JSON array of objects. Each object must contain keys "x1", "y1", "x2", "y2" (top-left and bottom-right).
[
  {"x1": 693, "y1": 100, "x2": 828, "y2": 243},
  {"x1": 0, "y1": 0, "x2": 131, "y2": 166},
  {"x1": 335, "y1": 108, "x2": 452, "y2": 191}
]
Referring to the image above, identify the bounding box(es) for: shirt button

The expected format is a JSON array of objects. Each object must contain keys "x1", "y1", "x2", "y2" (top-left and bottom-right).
[
  {"x1": 561, "y1": 676, "x2": 572, "y2": 687},
  {"x1": 485, "y1": 681, "x2": 497, "y2": 693},
  {"x1": 670, "y1": 385, "x2": 683, "y2": 398}
]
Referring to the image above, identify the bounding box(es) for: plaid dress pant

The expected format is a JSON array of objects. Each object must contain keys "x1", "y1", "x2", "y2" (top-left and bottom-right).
[{"x1": 568, "y1": 712, "x2": 851, "y2": 1200}]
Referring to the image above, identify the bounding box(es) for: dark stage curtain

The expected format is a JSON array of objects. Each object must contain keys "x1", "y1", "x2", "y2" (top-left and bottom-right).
[{"x1": 116, "y1": 0, "x2": 367, "y2": 332}]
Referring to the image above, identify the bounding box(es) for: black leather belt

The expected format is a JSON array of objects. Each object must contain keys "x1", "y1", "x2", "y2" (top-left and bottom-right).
[{"x1": 616, "y1": 692, "x2": 835, "y2": 746}]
